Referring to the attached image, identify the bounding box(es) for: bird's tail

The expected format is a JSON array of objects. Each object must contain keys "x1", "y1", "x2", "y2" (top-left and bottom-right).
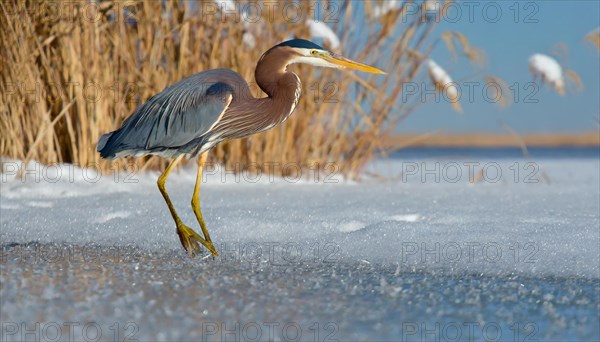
[{"x1": 97, "y1": 131, "x2": 116, "y2": 159}]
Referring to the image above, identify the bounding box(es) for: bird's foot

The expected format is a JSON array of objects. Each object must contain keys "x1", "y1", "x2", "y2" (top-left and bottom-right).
[{"x1": 176, "y1": 223, "x2": 218, "y2": 258}]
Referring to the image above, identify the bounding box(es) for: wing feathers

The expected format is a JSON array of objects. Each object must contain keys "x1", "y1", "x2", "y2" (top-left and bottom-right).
[
  {"x1": 144, "y1": 82, "x2": 233, "y2": 149},
  {"x1": 97, "y1": 70, "x2": 243, "y2": 159}
]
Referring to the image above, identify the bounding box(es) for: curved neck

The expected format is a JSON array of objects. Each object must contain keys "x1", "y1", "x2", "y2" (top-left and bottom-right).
[
  {"x1": 211, "y1": 47, "x2": 302, "y2": 141},
  {"x1": 255, "y1": 47, "x2": 301, "y2": 102}
]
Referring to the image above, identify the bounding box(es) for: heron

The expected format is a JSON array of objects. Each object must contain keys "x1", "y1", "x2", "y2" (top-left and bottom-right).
[{"x1": 97, "y1": 39, "x2": 385, "y2": 257}]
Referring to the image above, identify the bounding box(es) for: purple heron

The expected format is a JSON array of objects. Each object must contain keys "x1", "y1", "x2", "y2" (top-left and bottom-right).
[{"x1": 97, "y1": 39, "x2": 384, "y2": 257}]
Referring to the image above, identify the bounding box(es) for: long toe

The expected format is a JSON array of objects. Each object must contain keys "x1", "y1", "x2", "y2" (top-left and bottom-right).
[
  {"x1": 189, "y1": 228, "x2": 218, "y2": 256},
  {"x1": 177, "y1": 224, "x2": 214, "y2": 258},
  {"x1": 190, "y1": 240, "x2": 202, "y2": 257}
]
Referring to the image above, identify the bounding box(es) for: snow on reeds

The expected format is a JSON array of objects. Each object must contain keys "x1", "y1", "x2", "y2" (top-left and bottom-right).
[
  {"x1": 529, "y1": 54, "x2": 565, "y2": 96},
  {"x1": 427, "y1": 60, "x2": 462, "y2": 113},
  {"x1": 373, "y1": 0, "x2": 404, "y2": 18},
  {"x1": 305, "y1": 20, "x2": 340, "y2": 50}
]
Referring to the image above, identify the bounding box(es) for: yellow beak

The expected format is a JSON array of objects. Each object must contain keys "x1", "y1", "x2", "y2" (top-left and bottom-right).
[{"x1": 323, "y1": 54, "x2": 386, "y2": 74}]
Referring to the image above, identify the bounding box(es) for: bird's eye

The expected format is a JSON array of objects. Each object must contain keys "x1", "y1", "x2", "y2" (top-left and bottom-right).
[{"x1": 310, "y1": 50, "x2": 318, "y2": 55}]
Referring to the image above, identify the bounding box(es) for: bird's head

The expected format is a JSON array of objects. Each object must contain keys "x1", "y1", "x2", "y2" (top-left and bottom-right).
[{"x1": 262, "y1": 39, "x2": 385, "y2": 75}]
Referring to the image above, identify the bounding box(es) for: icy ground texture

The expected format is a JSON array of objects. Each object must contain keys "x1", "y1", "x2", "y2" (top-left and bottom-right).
[{"x1": 1, "y1": 157, "x2": 599, "y2": 341}]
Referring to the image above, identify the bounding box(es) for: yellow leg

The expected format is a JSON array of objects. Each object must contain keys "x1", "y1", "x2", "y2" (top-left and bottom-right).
[
  {"x1": 157, "y1": 156, "x2": 217, "y2": 257},
  {"x1": 191, "y1": 153, "x2": 217, "y2": 255}
]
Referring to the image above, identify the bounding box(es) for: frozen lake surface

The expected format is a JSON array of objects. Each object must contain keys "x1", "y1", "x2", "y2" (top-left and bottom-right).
[{"x1": 1, "y1": 153, "x2": 599, "y2": 341}]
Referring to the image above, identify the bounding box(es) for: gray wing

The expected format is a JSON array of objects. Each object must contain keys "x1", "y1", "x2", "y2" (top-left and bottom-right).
[
  {"x1": 98, "y1": 71, "x2": 236, "y2": 159},
  {"x1": 135, "y1": 81, "x2": 233, "y2": 149}
]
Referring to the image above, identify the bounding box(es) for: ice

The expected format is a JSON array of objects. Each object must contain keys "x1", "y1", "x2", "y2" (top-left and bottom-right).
[{"x1": 1, "y1": 156, "x2": 599, "y2": 340}]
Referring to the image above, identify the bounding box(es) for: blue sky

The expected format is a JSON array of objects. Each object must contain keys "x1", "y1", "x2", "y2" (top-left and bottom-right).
[{"x1": 394, "y1": 1, "x2": 599, "y2": 133}]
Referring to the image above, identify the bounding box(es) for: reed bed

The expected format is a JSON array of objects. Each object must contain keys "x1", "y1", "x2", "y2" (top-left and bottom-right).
[{"x1": 1, "y1": 0, "x2": 472, "y2": 179}]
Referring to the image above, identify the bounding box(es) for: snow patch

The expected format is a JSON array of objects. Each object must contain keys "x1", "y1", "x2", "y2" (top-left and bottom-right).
[
  {"x1": 91, "y1": 211, "x2": 132, "y2": 223},
  {"x1": 25, "y1": 201, "x2": 53, "y2": 208},
  {"x1": 0, "y1": 202, "x2": 21, "y2": 210},
  {"x1": 338, "y1": 220, "x2": 366, "y2": 233},
  {"x1": 387, "y1": 214, "x2": 421, "y2": 222}
]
